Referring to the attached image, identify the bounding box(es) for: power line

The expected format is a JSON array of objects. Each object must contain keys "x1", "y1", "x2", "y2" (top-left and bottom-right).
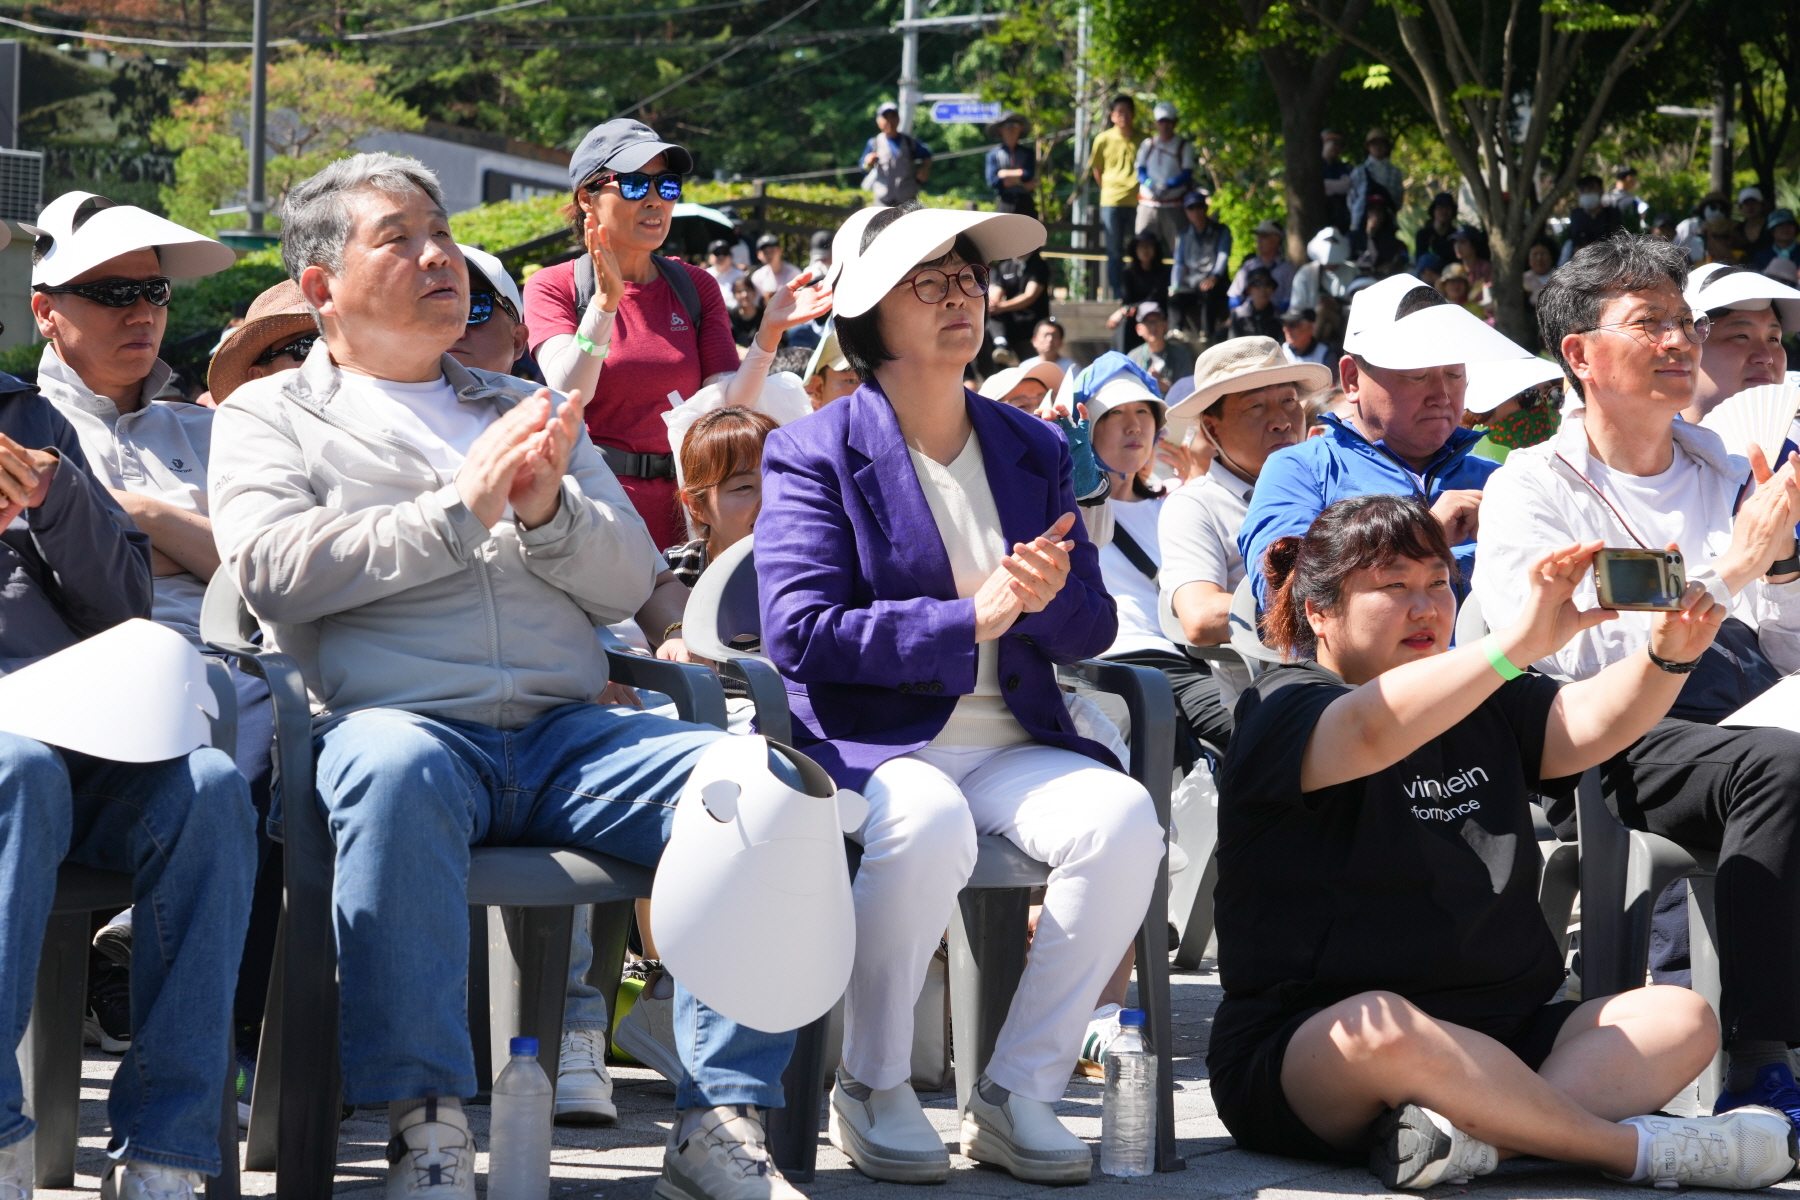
[
  {"x1": 610, "y1": 0, "x2": 826, "y2": 119},
  {"x1": 0, "y1": 0, "x2": 554, "y2": 49}
]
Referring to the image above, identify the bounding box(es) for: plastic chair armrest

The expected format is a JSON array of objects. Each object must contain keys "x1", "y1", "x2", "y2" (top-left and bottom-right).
[
  {"x1": 719, "y1": 657, "x2": 792, "y2": 746},
  {"x1": 606, "y1": 650, "x2": 729, "y2": 730}
]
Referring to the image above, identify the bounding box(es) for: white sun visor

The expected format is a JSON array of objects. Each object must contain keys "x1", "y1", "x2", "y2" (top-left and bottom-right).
[
  {"x1": 833, "y1": 208, "x2": 1044, "y2": 319},
  {"x1": 26, "y1": 191, "x2": 235, "y2": 287}
]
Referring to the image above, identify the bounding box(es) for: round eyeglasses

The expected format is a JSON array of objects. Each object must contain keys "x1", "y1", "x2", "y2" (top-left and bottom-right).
[
  {"x1": 901, "y1": 263, "x2": 989, "y2": 304},
  {"x1": 1581, "y1": 313, "x2": 1711, "y2": 348}
]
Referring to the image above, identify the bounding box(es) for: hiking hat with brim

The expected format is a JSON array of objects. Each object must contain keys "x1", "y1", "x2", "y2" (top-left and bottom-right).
[
  {"x1": 1687, "y1": 261, "x2": 1800, "y2": 331},
  {"x1": 207, "y1": 279, "x2": 318, "y2": 404},
  {"x1": 833, "y1": 208, "x2": 1044, "y2": 318},
  {"x1": 803, "y1": 319, "x2": 850, "y2": 381},
  {"x1": 825, "y1": 206, "x2": 883, "y2": 291},
  {"x1": 1463, "y1": 355, "x2": 1565, "y2": 416},
  {"x1": 1341, "y1": 271, "x2": 1531, "y2": 369},
  {"x1": 1169, "y1": 336, "x2": 1331, "y2": 420},
  {"x1": 568, "y1": 119, "x2": 694, "y2": 188},
  {"x1": 978, "y1": 360, "x2": 1064, "y2": 403},
  {"x1": 458, "y1": 243, "x2": 523, "y2": 319},
  {"x1": 25, "y1": 191, "x2": 232, "y2": 288}
]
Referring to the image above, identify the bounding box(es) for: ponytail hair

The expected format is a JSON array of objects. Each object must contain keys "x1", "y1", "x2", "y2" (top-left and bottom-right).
[{"x1": 1262, "y1": 494, "x2": 1458, "y2": 659}]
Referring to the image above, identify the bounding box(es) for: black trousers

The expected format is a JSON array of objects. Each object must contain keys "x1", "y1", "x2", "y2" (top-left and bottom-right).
[
  {"x1": 1167, "y1": 287, "x2": 1227, "y2": 342},
  {"x1": 1102, "y1": 648, "x2": 1234, "y2": 767},
  {"x1": 1604, "y1": 717, "x2": 1800, "y2": 1043}
]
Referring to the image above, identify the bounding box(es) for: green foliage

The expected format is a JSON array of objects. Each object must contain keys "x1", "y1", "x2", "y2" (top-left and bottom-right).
[
  {"x1": 0, "y1": 342, "x2": 44, "y2": 382},
  {"x1": 165, "y1": 250, "x2": 290, "y2": 344},
  {"x1": 155, "y1": 49, "x2": 423, "y2": 237},
  {"x1": 1542, "y1": 0, "x2": 1657, "y2": 32}
]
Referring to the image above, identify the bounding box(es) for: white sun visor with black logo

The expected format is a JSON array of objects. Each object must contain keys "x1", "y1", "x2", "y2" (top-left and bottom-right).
[{"x1": 24, "y1": 191, "x2": 235, "y2": 288}]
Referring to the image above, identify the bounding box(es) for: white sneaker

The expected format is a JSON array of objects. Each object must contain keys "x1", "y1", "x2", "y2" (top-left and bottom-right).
[
  {"x1": 654, "y1": 1106, "x2": 806, "y2": 1200},
  {"x1": 100, "y1": 1160, "x2": 203, "y2": 1200},
  {"x1": 0, "y1": 1136, "x2": 30, "y2": 1200},
  {"x1": 829, "y1": 1068, "x2": 950, "y2": 1183},
  {"x1": 616, "y1": 989, "x2": 684, "y2": 1083},
  {"x1": 384, "y1": 1100, "x2": 476, "y2": 1198},
  {"x1": 1077, "y1": 1004, "x2": 1123, "y2": 1079},
  {"x1": 960, "y1": 1076, "x2": 1092, "y2": 1183},
  {"x1": 556, "y1": 1027, "x2": 619, "y2": 1125},
  {"x1": 1618, "y1": 1107, "x2": 1797, "y2": 1190},
  {"x1": 1370, "y1": 1104, "x2": 1498, "y2": 1188}
]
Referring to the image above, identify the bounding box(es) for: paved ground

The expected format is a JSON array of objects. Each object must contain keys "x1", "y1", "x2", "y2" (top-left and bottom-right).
[{"x1": 42, "y1": 967, "x2": 1775, "y2": 1199}]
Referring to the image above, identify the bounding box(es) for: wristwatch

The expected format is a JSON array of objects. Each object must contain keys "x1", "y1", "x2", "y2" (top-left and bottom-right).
[
  {"x1": 1647, "y1": 648, "x2": 1702, "y2": 675},
  {"x1": 1768, "y1": 554, "x2": 1800, "y2": 577}
]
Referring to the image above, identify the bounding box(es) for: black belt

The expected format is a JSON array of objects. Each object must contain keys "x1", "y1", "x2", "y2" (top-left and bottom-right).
[{"x1": 600, "y1": 445, "x2": 676, "y2": 480}]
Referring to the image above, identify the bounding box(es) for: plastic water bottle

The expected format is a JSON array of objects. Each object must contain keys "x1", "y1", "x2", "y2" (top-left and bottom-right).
[
  {"x1": 1101, "y1": 1008, "x2": 1155, "y2": 1177},
  {"x1": 488, "y1": 1036, "x2": 553, "y2": 1200}
]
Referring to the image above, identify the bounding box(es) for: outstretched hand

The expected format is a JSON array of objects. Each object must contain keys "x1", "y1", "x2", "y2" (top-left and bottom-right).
[{"x1": 758, "y1": 269, "x2": 833, "y2": 343}]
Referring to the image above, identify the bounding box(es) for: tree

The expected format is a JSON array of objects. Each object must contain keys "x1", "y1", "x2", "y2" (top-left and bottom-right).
[
  {"x1": 1728, "y1": 6, "x2": 1800, "y2": 206},
  {"x1": 1294, "y1": 0, "x2": 1695, "y2": 341},
  {"x1": 154, "y1": 48, "x2": 422, "y2": 235}
]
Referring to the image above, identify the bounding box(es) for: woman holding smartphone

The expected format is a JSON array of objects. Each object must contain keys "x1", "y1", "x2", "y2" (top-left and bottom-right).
[{"x1": 1210, "y1": 493, "x2": 1793, "y2": 1191}]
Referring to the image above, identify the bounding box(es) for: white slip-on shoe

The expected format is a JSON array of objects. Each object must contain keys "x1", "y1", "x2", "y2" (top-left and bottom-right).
[
  {"x1": 1370, "y1": 1104, "x2": 1498, "y2": 1189},
  {"x1": 960, "y1": 1076, "x2": 1092, "y2": 1184},
  {"x1": 384, "y1": 1098, "x2": 476, "y2": 1199},
  {"x1": 829, "y1": 1068, "x2": 950, "y2": 1183},
  {"x1": 0, "y1": 1136, "x2": 29, "y2": 1200},
  {"x1": 100, "y1": 1160, "x2": 203, "y2": 1200},
  {"x1": 654, "y1": 1106, "x2": 807, "y2": 1200},
  {"x1": 616, "y1": 989, "x2": 684, "y2": 1083},
  {"x1": 1617, "y1": 1107, "x2": 1797, "y2": 1190},
  {"x1": 556, "y1": 1027, "x2": 619, "y2": 1125}
]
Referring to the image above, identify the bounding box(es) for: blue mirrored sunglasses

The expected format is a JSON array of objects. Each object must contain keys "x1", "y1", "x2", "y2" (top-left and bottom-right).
[{"x1": 584, "y1": 171, "x2": 684, "y2": 202}]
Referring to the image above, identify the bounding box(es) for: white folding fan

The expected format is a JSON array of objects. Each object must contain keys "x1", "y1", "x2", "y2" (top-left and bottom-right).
[{"x1": 1703, "y1": 380, "x2": 1800, "y2": 467}]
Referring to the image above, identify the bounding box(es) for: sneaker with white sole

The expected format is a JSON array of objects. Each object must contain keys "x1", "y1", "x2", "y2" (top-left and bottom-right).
[
  {"x1": 0, "y1": 1136, "x2": 30, "y2": 1200},
  {"x1": 1615, "y1": 1107, "x2": 1797, "y2": 1190},
  {"x1": 1370, "y1": 1104, "x2": 1498, "y2": 1189},
  {"x1": 556, "y1": 1027, "x2": 619, "y2": 1125},
  {"x1": 829, "y1": 1067, "x2": 950, "y2": 1183},
  {"x1": 616, "y1": 988, "x2": 684, "y2": 1083},
  {"x1": 100, "y1": 1160, "x2": 203, "y2": 1200},
  {"x1": 960, "y1": 1075, "x2": 1092, "y2": 1183},
  {"x1": 1077, "y1": 1003, "x2": 1123, "y2": 1080},
  {"x1": 654, "y1": 1106, "x2": 806, "y2": 1200},
  {"x1": 384, "y1": 1098, "x2": 476, "y2": 1199}
]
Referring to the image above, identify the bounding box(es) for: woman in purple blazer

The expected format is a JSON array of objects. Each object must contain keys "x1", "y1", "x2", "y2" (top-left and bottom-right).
[{"x1": 757, "y1": 202, "x2": 1164, "y2": 1186}]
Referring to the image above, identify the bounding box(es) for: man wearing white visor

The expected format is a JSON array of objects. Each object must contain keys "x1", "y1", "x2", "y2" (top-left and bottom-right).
[
  {"x1": 757, "y1": 200, "x2": 1164, "y2": 1186},
  {"x1": 1475, "y1": 235, "x2": 1800, "y2": 1130},
  {"x1": 1238, "y1": 271, "x2": 1536, "y2": 605}
]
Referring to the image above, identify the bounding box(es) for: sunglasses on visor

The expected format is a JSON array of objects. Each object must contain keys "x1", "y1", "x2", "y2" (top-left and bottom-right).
[
  {"x1": 583, "y1": 171, "x2": 684, "y2": 202},
  {"x1": 32, "y1": 276, "x2": 173, "y2": 308}
]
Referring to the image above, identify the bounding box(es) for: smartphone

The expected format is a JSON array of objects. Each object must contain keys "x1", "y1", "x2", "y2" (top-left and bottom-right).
[{"x1": 1594, "y1": 548, "x2": 1686, "y2": 611}]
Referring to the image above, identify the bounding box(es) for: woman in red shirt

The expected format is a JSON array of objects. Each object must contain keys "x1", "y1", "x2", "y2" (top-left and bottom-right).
[{"x1": 524, "y1": 119, "x2": 829, "y2": 547}]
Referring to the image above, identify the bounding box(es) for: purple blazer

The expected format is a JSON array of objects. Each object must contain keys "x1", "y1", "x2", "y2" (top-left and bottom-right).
[{"x1": 757, "y1": 380, "x2": 1119, "y2": 791}]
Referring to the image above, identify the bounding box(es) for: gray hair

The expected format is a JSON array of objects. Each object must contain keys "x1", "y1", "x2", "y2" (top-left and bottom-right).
[
  {"x1": 279, "y1": 152, "x2": 447, "y2": 283},
  {"x1": 1536, "y1": 233, "x2": 1689, "y2": 399}
]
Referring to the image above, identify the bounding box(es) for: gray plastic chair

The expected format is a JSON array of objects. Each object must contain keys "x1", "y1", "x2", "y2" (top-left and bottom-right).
[
  {"x1": 21, "y1": 659, "x2": 242, "y2": 1196},
  {"x1": 686, "y1": 536, "x2": 1188, "y2": 1173},
  {"x1": 200, "y1": 571, "x2": 755, "y2": 1197}
]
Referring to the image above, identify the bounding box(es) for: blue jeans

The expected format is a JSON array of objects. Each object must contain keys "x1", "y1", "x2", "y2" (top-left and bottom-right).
[
  {"x1": 1100, "y1": 204, "x2": 1137, "y2": 300},
  {"x1": 0, "y1": 735, "x2": 254, "y2": 1174},
  {"x1": 313, "y1": 703, "x2": 797, "y2": 1109}
]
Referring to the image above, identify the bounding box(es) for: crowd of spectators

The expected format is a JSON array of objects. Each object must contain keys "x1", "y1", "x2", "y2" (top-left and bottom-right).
[{"x1": 4, "y1": 97, "x2": 1800, "y2": 1200}]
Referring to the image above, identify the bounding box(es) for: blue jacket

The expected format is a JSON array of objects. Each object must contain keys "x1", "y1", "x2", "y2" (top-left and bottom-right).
[
  {"x1": 1238, "y1": 414, "x2": 1497, "y2": 607},
  {"x1": 0, "y1": 375, "x2": 152, "y2": 673},
  {"x1": 757, "y1": 381, "x2": 1119, "y2": 790},
  {"x1": 984, "y1": 142, "x2": 1037, "y2": 203}
]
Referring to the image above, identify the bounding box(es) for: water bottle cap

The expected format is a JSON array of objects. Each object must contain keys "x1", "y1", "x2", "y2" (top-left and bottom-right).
[
  {"x1": 1119, "y1": 1008, "x2": 1146, "y2": 1026},
  {"x1": 510, "y1": 1036, "x2": 539, "y2": 1056}
]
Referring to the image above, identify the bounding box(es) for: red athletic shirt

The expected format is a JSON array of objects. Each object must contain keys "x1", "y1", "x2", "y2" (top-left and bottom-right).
[{"x1": 523, "y1": 257, "x2": 741, "y2": 548}]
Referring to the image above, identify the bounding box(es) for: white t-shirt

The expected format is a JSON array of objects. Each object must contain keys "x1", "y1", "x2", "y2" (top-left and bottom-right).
[
  {"x1": 708, "y1": 263, "x2": 747, "y2": 305},
  {"x1": 907, "y1": 435, "x2": 1033, "y2": 748},
  {"x1": 341, "y1": 372, "x2": 500, "y2": 475},
  {"x1": 1582, "y1": 443, "x2": 1708, "y2": 556},
  {"x1": 1098, "y1": 494, "x2": 1176, "y2": 656},
  {"x1": 750, "y1": 262, "x2": 800, "y2": 299}
]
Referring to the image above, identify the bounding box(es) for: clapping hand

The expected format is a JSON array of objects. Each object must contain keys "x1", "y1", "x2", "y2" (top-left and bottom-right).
[
  {"x1": 1722, "y1": 445, "x2": 1800, "y2": 590},
  {"x1": 582, "y1": 215, "x2": 626, "y2": 314},
  {"x1": 973, "y1": 512, "x2": 1077, "y2": 641},
  {"x1": 456, "y1": 388, "x2": 585, "y2": 530},
  {"x1": 757, "y1": 269, "x2": 833, "y2": 348}
]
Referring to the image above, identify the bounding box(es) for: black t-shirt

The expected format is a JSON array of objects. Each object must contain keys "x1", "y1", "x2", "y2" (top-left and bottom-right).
[
  {"x1": 994, "y1": 252, "x2": 1051, "y2": 324},
  {"x1": 1211, "y1": 661, "x2": 1577, "y2": 1050}
]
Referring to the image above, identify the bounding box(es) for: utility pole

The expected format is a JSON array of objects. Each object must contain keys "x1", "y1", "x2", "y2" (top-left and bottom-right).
[
  {"x1": 898, "y1": 0, "x2": 920, "y2": 134},
  {"x1": 247, "y1": 0, "x2": 270, "y2": 233},
  {"x1": 1708, "y1": 79, "x2": 1733, "y2": 200},
  {"x1": 1071, "y1": 0, "x2": 1090, "y2": 298}
]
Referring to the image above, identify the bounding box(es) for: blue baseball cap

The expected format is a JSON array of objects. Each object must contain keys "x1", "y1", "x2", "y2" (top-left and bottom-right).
[{"x1": 568, "y1": 119, "x2": 694, "y2": 190}]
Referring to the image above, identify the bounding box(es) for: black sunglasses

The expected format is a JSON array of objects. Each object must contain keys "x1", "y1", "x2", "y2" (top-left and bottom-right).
[
  {"x1": 253, "y1": 333, "x2": 317, "y2": 367},
  {"x1": 583, "y1": 171, "x2": 684, "y2": 202},
  {"x1": 33, "y1": 276, "x2": 172, "y2": 308},
  {"x1": 468, "y1": 291, "x2": 519, "y2": 326}
]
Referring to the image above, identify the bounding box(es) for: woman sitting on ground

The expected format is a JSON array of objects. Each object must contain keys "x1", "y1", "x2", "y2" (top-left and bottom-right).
[
  {"x1": 756, "y1": 199, "x2": 1165, "y2": 1187},
  {"x1": 1211, "y1": 493, "x2": 1792, "y2": 1191}
]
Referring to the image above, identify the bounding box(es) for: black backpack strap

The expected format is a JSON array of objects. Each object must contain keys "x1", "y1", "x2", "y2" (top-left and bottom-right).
[
  {"x1": 1110, "y1": 520, "x2": 1159, "y2": 581},
  {"x1": 574, "y1": 254, "x2": 597, "y2": 312},
  {"x1": 652, "y1": 255, "x2": 704, "y2": 333}
]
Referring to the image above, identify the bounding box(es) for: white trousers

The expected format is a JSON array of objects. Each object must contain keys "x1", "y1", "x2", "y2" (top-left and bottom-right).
[{"x1": 841, "y1": 742, "x2": 1164, "y2": 1102}]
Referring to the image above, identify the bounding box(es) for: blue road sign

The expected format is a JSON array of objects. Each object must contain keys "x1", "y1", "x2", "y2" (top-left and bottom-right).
[{"x1": 929, "y1": 100, "x2": 1002, "y2": 125}]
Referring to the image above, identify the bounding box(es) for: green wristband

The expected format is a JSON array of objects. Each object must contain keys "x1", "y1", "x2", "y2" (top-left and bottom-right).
[
  {"x1": 574, "y1": 332, "x2": 609, "y2": 359},
  {"x1": 1480, "y1": 634, "x2": 1524, "y2": 681}
]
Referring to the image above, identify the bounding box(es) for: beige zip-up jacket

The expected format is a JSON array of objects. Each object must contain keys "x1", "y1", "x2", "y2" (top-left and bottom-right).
[{"x1": 210, "y1": 342, "x2": 662, "y2": 729}]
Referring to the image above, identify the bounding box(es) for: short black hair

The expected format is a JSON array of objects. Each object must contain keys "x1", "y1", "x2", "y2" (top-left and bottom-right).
[
  {"x1": 1577, "y1": 174, "x2": 1603, "y2": 190},
  {"x1": 835, "y1": 201, "x2": 986, "y2": 382},
  {"x1": 1110, "y1": 94, "x2": 1135, "y2": 111},
  {"x1": 1536, "y1": 233, "x2": 1689, "y2": 399}
]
